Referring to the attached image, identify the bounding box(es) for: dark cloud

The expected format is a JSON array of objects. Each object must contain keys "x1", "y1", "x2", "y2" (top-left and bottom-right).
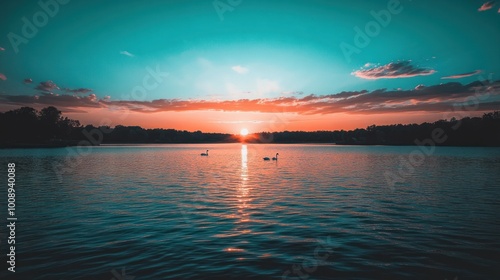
[
  {"x1": 1, "y1": 81, "x2": 498, "y2": 115},
  {"x1": 32, "y1": 80, "x2": 91, "y2": 94},
  {"x1": 0, "y1": 92, "x2": 102, "y2": 108},
  {"x1": 329, "y1": 90, "x2": 368, "y2": 99},
  {"x1": 64, "y1": 88, "x2": 93, "y2": 94},
  {"x1": 35, "y1": 81, "x2": 60, "y2": 92},
  {"x1": 353, "y1": 61, "x2": 436, "y2": 80}
]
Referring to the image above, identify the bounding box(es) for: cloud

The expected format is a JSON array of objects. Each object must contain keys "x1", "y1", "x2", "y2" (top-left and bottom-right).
[
  {"x1": 0, "y1": 73, "x2": 6, "y2": 80},
  {"x1": 64, "y1": 88, "x2": 93, "y2": 94},
  {"x1": 32, "y1": 80, "x2": 92, "y2": 94},
  {"x1": 1, "y1": 81, "x2": 498, "y2": 116},
  {"x1": 353, "y1": 61, "x2": 436, "y2": 80},
  {"x1": 35, "y1": 81, "x2": 60, "y2": 92},
  {"x1": 281, "y1": 91, "x2": 304, "y2": 96},
  {"x1": 0, "y1": 92, "x2": 103, "y2": 109},
  {"x1": 120, "y1": 51, "x2": 135, "y2": 57},
  {"x1": 478, "y1": 1, "x2": 495, "y2": 11},
  {"x1": 441, "y1": 70, "x2": 482, "y2": 79},
  {"x1": 231, "y1": 65, "x2": 248, "y2": 74},
  {"x1": 0, "y1": 47, "x2": 5, "y2": 51}
]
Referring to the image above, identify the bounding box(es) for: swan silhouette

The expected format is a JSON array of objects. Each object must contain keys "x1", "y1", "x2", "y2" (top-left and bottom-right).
[
  {"x1": 263, "y1": 153, "x2": 279, "y2": 161},
  {"x1": 200, "y1": 150, "x2": 209, "y2": 156}
]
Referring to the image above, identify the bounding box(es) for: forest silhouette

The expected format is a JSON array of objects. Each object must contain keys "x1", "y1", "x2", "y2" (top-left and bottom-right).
[{"x1": 1, "y1": 106, "x2": 499, "y2": 147}]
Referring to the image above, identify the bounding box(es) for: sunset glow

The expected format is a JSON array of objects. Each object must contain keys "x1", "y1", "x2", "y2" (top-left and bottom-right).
[
  {"x1": 0, "y1": 1, "x2": 498, "y2": 133},
  {"x1": 1, "y1": 1, "x2": 500, "y2": 279}
]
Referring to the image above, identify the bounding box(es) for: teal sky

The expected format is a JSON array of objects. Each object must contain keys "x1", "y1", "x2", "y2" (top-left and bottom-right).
[{"x1": 0, "y1": 0, "x2": 499, "y2": 132}]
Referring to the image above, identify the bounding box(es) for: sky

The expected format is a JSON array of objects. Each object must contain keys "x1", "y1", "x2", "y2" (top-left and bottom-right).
[{"x1": 0, "y1": 0, "x2": 499, "y2": 134}]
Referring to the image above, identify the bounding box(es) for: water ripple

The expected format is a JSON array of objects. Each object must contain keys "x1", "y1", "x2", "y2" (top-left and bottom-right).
[{"x1": 0, "y1": 144, "x2": 499, "y2": 279}]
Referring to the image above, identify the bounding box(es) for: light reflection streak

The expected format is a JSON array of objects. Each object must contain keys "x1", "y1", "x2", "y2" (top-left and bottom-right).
[{"x1": 238, "y1": 145, "x2": 250, "y2": 223}]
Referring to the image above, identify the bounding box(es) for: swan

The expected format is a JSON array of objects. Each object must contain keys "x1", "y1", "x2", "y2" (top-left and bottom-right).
[
  {"x1": 263, "y1": 153, "x2": 278, "y2": 161},
  {"x1": 200, "y1": 150, "x2": 209, "y2": 156}
]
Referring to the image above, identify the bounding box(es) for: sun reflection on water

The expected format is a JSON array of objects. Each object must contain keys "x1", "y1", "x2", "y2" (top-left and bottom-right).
[{"x1": 238, "y1": 145, "x2": 251, "y2": 223}]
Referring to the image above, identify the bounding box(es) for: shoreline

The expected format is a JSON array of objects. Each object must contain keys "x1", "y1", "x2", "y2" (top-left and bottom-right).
[{"x1": 2, "y1": 142, "x2": 500, "y2": 149}]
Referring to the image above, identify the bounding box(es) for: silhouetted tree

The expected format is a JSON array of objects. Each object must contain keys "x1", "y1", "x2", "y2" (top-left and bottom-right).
[
  {"x1": 1, "y1": 106, "x2": 499, "y2": 147},
  {"x1": 0, "y1": 106, "x2": 82, "y2": 147}
]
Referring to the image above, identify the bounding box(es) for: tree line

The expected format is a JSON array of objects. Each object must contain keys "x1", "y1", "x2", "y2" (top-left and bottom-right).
[
  {"x1": 248, "y1": 112, "x2": 500, "y2": 146},
  {"x1": 1, "y1": 106, "x2": 499, "y2": 147}
]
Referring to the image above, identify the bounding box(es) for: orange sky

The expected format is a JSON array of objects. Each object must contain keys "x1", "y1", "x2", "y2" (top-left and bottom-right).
[
  {"x1": 1, "y1": 79, "x2": 498, "y2": 134},
  {"x1": 1, "y1": 0, "x2": 499, "y2": 135},
  {"x1": 64, "y1": 107, "x2": 486, "y2": 134}
]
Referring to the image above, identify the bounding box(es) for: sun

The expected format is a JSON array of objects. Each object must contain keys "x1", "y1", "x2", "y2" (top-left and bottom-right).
[{"x1": 240, "y1": 128, "x2": 249, "y2": 136}]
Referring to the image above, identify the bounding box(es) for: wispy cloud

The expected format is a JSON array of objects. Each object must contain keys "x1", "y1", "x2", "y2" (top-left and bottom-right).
[
  {"x1": 231, "y1": 65, "x2": 248, "y2": 74},
  {"x1": 441, "y1": 70, "x2": 481, "y2": 79},
  {"x1": 64, "y1": 88, "x2": 93, "y2": 94},
  {"x1": 0, "y1": 47, "x2": 5, "y2": 51},
  {"x1": 2, "y1": 81, "x2": 498, "y2": 115},
  {"x1": 33, "y1": 81, "x2": 92, "y2": 94},
  {"x1": 281, "y1": 91, "x2": 304, "y2": 96},
  {"x1": 0, "y1": 73, "x2": 6, "y2": 81},
  {"x1": 415, "y1": 84, "x2": 425, "y2": 90},
  {"x1": 353, "y1": 61, "x2": 436, "y2": 80},
  {"x1": 478, "y1": 1, "x2": 495, "y2": 11},
  {"x1": 120, "y1": 50, "x2": 135, "y2": 57}
]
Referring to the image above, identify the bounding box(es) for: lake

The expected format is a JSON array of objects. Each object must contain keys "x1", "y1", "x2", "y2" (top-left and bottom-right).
[{"x1": 0, "y1": 144, "x2": 499, "y2": 279}]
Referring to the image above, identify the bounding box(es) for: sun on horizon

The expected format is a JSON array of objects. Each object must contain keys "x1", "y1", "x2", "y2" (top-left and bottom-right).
[{"x1": 240, "y1": 128, "x2": 249, "y2": 136}]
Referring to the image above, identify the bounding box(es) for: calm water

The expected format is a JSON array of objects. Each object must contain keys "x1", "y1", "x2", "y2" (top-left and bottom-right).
[{"x1": 0, "y1": 144, "x2": 499, "y2": 279}]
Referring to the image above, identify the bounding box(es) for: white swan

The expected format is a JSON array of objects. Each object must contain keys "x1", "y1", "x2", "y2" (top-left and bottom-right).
[{"x1": 200, "y1": 150, "x2": 209, "y2": 156}]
